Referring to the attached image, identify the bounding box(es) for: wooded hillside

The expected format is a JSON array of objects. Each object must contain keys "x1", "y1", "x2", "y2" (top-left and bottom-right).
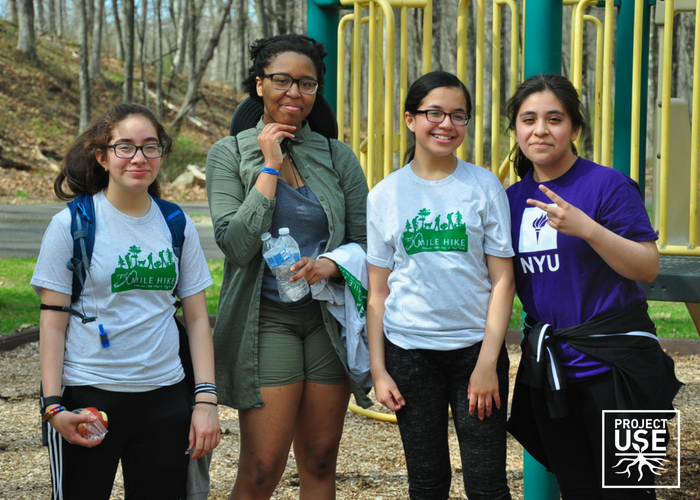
[{"x1": 0, "y1": 20, "x2": 236, "y2": 202}]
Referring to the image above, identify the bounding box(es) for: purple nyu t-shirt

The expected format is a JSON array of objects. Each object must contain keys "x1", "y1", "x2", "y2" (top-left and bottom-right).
[{"x1": 506, "y1": 157, "x2": 658, "y2": 379}]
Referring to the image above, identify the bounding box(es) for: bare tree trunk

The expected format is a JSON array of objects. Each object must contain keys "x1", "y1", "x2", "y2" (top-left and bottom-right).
[
  {"x1": 78, "y1": 0, "x2": 91, "y2": 131},
  {"x1": 156, "y1": 0, "x2": 165, "y2": 118},
  {"x1": 112, "y1": 0, "x2": 124, "y2": 60},
  {"x1": 432, "y1": 0, "x2": 442, "y2": 70},
  {"x1": 646, "y1": 5, "x2": 658, "y2": 164},
  {"x1": 254, "y1": 0, "x2": 270, "y2": 38},
  {"x1": 581, "y1": 14, "x2": 595, "y2": 157},
  {"x1": 172, "y1": 0, "x2": 189, "y2": 74},
  {"x1": 232, "y1": 0, "x2": 248, "y2": 93},
  {"x1": 123, "y1": 0, "x2": 135, "y2": 102},
  {"x1": 464, "y1": 1, "x2": 475, "y2": 158},
  {"x1": 138, "y1": 0, "x2": 149, "y2": 103},
  {"x1": 17, "y1": 0, "x2": 37, "y2": 61},
  {"x1": 224, "y1": 12, "x2": 232, "y2": 81},
  {"x1": 483, "y1": 1, "x2": 493, "y2": 167},
  {"x1": 9, "y1": 0, "x2": 19, "y2": 25},
  {"x1": 89, "y1": 0, "x2": 105, "y2": 83},
  {"x1": 166, "y1": 0, "x2": 177, "y2": 50},
  {"x1": 47, "y1": 0, "x2": 55, "y2": 34},
  {"x1": 86, "y1": 0, "x2": 93, "y2": 39},
  {"x1": 171, "y1": 0, "x2": 234, "y2": 129},
  {"x1": 33, "y1": 0, "x2": 45, "y2": 32},
  {"x1": 675, "y1": 13, "x2": 694, "y2": 118},
  {"x1": 57, "y1": 0, "x2": 63, "y2": 37}
]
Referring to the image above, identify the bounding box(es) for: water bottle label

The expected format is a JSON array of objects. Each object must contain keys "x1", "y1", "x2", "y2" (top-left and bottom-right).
[{"x1": 264, "y1": 246, "x2": 292, "y2": 267}]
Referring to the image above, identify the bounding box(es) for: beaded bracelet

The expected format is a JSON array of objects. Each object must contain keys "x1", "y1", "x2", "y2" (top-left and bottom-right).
[
  {"x1": 192, "y1": 404, "x2": 219, "y2": 413},
  {"x1": 43, "y1": 405, "x2": 66, "y2": 422},
  {"x1": 260, "y1": 166, "x2": 280, "y2": 176},
  {"x1": 40, "y1": 395, "x2": 64, "y2": 415}
]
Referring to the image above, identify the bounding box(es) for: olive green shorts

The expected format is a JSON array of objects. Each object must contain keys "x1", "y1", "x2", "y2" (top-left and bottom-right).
[{"x1": 257, "y1": 299, "x2": 348, "y2": 387}]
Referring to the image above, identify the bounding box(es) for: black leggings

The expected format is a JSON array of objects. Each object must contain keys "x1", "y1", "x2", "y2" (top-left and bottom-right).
[
  {"x1": 47, "y1": 382, "x2": 191, "y2": 500},
  {"x1": 385, "y1": 339, "x2": 511, "y2": 500}
]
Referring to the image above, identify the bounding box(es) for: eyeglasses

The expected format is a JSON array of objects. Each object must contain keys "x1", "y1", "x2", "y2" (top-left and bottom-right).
[
  {"x1": 263, "y1": 73, "x2": 319, "y2": 95},
  {"x1": 413, "y1": 110, "x2": 471, "y2": 126},
  {"x1": 104, "y1": 143, "x2": 164, "y2": 159}
]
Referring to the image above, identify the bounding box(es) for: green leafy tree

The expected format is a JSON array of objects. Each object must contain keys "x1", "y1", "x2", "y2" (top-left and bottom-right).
[
  {"x1": 129, "y1": 245, "x2": 142, "y2": 267},
  {"x1": 417, "y1": 208, "x2": 431, "y2": 228}
]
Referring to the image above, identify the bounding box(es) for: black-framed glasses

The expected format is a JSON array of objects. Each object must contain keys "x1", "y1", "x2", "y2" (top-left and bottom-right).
[
  {"x1": 263, "y1": 73, "x2": 319, "y2": 95},
  {"x1": 104, "y1": 143, "x2": 164, "y2": 159},
  {"x1": 413, "y1": 109, "x2": 471, "y2": 126}
]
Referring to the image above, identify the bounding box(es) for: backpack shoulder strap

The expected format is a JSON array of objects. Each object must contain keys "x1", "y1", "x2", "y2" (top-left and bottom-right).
[
  {"x1": 67, "y1": 194, "x2": 95, "y2": 304},
  {"x1": 152, "y1": 197, "x2": 186, "y2": 262}
]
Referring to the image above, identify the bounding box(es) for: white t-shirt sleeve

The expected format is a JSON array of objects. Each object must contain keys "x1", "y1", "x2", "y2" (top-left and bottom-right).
[
  {"x1": 31, "y1": 209, "x2": 74, "y2": 297},
  {"x1": 366, "y1": 192, "x2": 395, "y2": 269},
  {"x1": 483, "y1": 187, "x2": 515, "y2": 258}
]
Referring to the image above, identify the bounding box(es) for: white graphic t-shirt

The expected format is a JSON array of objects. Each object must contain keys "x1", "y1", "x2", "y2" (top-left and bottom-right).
[
  {"x1": 31, "y1": 191, "x2": 212, "y2": 391},
  {"x1": 367, "y1": 159, "x2": 513, "y2": 350}
]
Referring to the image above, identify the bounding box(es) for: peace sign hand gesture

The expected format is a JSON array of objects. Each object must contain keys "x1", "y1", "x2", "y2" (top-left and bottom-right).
[
  {"x1": 526, "y1": 184, "x2": 595, "y2": 240},
  {"x1": 526, "y1": 183, "x2": 659, "y2": 283}
]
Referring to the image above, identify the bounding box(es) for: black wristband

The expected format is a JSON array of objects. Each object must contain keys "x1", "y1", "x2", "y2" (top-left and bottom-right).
[{"x1": 40, "y1": 395, "x2": 64, "y2": 414}]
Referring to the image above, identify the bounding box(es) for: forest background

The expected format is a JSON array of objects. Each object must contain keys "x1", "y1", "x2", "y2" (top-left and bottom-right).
[{"x1": 2, "y1": 0, "x2": 698, "y2": 174}]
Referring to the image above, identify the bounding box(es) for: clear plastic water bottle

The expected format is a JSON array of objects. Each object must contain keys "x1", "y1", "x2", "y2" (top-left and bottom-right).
[
  {"x1": 261, "y1": 230, "x2": 309, "y2": 302},
  {"x1": 278, "y1": 228, "x2": 301, "y2": 261}
]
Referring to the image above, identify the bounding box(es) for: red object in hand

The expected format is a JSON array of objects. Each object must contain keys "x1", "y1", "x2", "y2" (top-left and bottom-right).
[{"x1": 76, "y1": 407, "x2": 109, "y2": 438}]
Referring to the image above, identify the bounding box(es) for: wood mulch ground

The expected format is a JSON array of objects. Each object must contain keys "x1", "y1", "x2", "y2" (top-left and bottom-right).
[{"x1": 1, "y1": 342, "x2": 698, "y2": 499}]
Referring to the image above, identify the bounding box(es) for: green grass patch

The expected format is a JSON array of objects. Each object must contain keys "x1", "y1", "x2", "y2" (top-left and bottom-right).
[
  {"x1": 2, "y1": 258, "x2": 697, "y2": 340},
  {"x1": 0, "y1": 259, "x2": 41, "y2": 335},
  {"x1": 0, "y1": 258, "x2": 226, "y2": 335},
  {"x1": 509, "y1": 294, "x2": 697, "y2": 339},
  {"x1": 206, "y1": 259, "x2": 224, "y2": 314},
  {"x1": 161, "y1": 135, "x2": 209, "y2": 182}
]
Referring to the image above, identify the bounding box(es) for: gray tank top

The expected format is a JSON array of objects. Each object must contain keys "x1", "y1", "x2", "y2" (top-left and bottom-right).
[{"x1": 261, "y1": 179, "x2": 330, "y2": 311}]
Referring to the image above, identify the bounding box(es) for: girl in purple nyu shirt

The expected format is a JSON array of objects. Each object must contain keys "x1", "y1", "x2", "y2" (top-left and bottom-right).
[{"x1": 505, "y1": 74, "x2": 682, "y2": 500}]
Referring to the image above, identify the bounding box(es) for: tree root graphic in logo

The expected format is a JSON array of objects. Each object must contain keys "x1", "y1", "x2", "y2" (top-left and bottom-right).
[{"x1": 612, "y1": 443, "x2": 670, "y2": 481}]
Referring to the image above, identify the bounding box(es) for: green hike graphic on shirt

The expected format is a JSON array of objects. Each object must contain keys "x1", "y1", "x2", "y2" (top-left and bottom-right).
[
  {"x1": 111, "y1": 245, "x2": 178, "y2": 292},
  {"x1": 402, "y1": 208, "x2": 468, "y2": 255},
  {"x1": 337, "y1": 264, "x2": 367, "y2": 318}
]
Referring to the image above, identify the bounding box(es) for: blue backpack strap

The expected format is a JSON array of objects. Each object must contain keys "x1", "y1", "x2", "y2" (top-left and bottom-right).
[
  {"x1": 67, "y1": 194, "x2": 96, "y2": 305},
  {"x1": 152, "y1": 198, "x2": 194, "y2": 393},
  {"x1": 152, "y1": 197, "x2": 186, "y2": 272}
]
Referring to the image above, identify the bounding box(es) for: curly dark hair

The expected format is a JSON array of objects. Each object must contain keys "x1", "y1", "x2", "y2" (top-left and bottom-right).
[
  {"x1": 242, "y1": 34, "x2": 328, "y2": 101},
  {"x1": 506, "y1": 73, "x2": 587, "y2": 179},
  {"x1": 54, "y1": 103, "x2": 174, "y2": 200}
]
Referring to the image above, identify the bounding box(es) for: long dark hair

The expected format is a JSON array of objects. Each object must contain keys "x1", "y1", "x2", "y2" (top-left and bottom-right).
[
  {"x1": 54, "y1": 104, "x2": 174, "y2": 200},
  {"x1": 403, "y1": 71, "x2": 472, "y2": 164},
  {"x1": 243, "y1": 34, "x2": 328, "y2": 102},
  {"x1": 506, "y1": 73, "x2": 587, "y2": 179}
]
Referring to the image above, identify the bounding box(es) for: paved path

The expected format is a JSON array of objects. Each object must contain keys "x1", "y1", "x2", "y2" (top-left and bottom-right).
[{"x1": 0, "y1": 203, "x2": 224, "y2": 260}]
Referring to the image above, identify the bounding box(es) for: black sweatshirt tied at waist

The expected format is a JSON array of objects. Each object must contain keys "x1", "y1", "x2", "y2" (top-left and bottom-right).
[{"x1": 518, "y1": 302, "x2": 683, "y2": 419}]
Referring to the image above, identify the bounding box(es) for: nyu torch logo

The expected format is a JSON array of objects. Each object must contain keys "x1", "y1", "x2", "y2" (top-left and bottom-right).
[
  {"x1": 532, "y1": 212, "x2": 548, "y2": 244},
  {"x1": 602, "y1": 410, "x2": 680, "y2": 489}
]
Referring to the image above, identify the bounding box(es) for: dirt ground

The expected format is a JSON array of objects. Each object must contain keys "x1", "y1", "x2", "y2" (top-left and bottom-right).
[{"x1": 1, "y1": 341, "x2": 698, "y2": 500}]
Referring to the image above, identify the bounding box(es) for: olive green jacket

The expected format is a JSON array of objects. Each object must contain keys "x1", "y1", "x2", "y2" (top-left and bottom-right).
[{"x1": 206, "y1": 119, "x2": 372, "y2": 409}]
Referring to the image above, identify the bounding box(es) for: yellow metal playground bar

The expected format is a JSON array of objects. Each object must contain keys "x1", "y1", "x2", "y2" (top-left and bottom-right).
[{"x1": 335, "y1": 0, "x2": 699, "y2": 256}]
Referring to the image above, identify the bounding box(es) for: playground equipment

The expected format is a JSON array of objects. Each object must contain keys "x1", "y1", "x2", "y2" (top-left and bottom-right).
[{"x1": 308, "y1": 0, "x2": 699, "y2": 497}]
